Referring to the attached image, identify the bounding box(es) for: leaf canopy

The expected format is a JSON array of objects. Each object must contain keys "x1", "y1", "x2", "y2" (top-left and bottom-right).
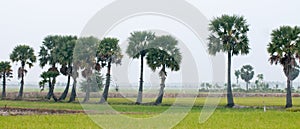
[{"x1": 208, "y1": 14, "x2": 250, "y2": 56}]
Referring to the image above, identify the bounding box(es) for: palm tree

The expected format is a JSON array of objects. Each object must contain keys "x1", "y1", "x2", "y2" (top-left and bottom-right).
[
  {"x1": 240, "y1": 65, "x2": 254, "y2": 91},
  {"x1": 98, "y1": 37, "x2": 123, "y2": 103},
  {"x1": 267, "y1": 26, "x2": 300, "y2": 108},
  {"x1": 10, "y1": 45, "x2": 36, "y2": 99},
  {"x1": 57, "y1": 35, "x2": 77, "y2": 101},
  {"x1": 0, "y1": 61, "x2": 13, "y2": 99},
  {"x1": 208, "y1": 14, "x2": 250, "y2": 107},
  {"x1": 73, "y1": 36, "x2": 99, "y2": 103},
  {"x1": 126, "y1": 31, "x2": 155, "y2": 104},
  {"x1": 146, "y1": 35, "x2": 182, "y2": 105},
  {"x1": 234, "y1": 70, "x2": 240, "y2": 84},
  {"x1": 39, "y1": 35, "x2": 61, "y2": 101}
]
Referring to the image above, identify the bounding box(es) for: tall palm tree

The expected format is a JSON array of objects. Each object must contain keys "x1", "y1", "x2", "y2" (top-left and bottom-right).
[
  {"x1": 208, "y1": 14, "x2": 250, "y2": 107},
  {"x1": 57, "y1": 35, "x2": 77, "y2": 101},
  {"x1": 146, "y1": 35, "x2": 182, "y2": 105},
  {"x1": 98, "y1": 37, "x2": 123, "y2": 103},
  {"x1": 126, "y1": 31, "x2": 155, "y2": 104},
  {"x1": 240, "y1": 65, "x2": 254, "y2": 91},
  {"x1": 267, "y1": 26, "x2": 300, "y2": 108},
  {"x1": 39, "y1": 35, "x2": 61, "y2": 101},
  {"x1": 73, "y1": 36, "x2": 99, "y2": 103},
  {"x1": 10, "y1": 45, "x2": 36, "y2": 99},
  {"x1": 0, "y1": 61, "x2": 13, "y2": 99}
]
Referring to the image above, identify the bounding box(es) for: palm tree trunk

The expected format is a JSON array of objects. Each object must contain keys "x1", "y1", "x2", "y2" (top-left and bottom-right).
[
  {"x1": 246, "y1": 82, "x2": 249, "y2": 91},
  {"x1": 47, "y1": 77, "x2": 58, "y2": 101},
  {"x1": 227, "y1": 51, "x2": 234, "y2": 107},
  {"x1": 17, "y1": 64, "x2": 25, "y2": 99},
  {"x1": 155, "y1": 67, "x2": 166, "y2": 105},
  {"x1": 136, "y1": 55, "x2": 145, "y2": 104},
  {"x1": 100, "y1": 61, "x2": 112, "y2": 103},
  {"x1": 69, "y1": 78, "x2": 77, "y2": 102},
  {"x1": 286, "y1": 78, "x2": 292, "y2": 108},
  {"x1": 83, "y1": 77, "x2": 91, "y2": 103},
  {"x1": 2, "y1": 73, "x2": 6, "y2": 99},
  {"x1": 59, "y1": 74, "x2": 71, "y2": 101},
  {"x1": 46, "y1": 79, "x2": 52, "y2": 99}
]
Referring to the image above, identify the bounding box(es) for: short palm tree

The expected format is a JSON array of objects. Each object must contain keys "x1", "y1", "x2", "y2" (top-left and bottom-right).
[
  {"x1": 146, "y1": 35, "x2": 182, "y2": 105},
  {"x1": 267, "y1": 26, "x2": 300, "y2": 108},
  {"x1": 208, "y1": 14, "x2": 250, "y2": 107},
  {"x1": 126, "y1": 31, "x2": 155, "y2": 104},
  {"x1": 10, "y1": 45, "x2": 36, "y2": 99},
  {"x1": 234, "y1": 70, "x2": 240, "y2": 84},
  {"x1": 73, "y1": 36, "x2": 99, "y2": 103},
  {"x1": 240, "y1": 65, "x2": 254, "y2": 91},
  {"x1": 0, "y1": 61, "x2": 13, "y2": 99},
  {"x1": 98, "y1": 37, "x2": 123, "y2": 103},
  {"x1": 39, "y1": 35, "x2": 61, "y2": 101}
]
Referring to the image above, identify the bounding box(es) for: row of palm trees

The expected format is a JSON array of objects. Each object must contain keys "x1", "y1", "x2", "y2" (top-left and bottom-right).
[
  {"x1": 1, "y1": 14, "x2": 300, "y2": 107},
  {"x1": 0, "y1": 32, "x2": 181, "y2": 105},
  {"x1": 208, "y1": 14, "x2": 300, "y2": 108}
]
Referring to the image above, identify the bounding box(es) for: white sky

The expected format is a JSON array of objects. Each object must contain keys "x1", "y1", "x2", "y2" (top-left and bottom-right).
[{"x1": 1, "y1": 0, "x2": 300, "y2": 84}]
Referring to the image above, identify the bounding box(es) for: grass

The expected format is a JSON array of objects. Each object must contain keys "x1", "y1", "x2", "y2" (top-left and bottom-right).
[{"x1": 0, "y1": 97, "x2": 300, "y2": 129}]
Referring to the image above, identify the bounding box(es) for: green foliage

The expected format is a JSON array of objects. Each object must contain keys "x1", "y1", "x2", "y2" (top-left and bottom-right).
[
  {"x1": 10, "y1": 45, "x2": 36, "y2": 68},
  {"x1": 56, "y1": 35, "x2": 77, "y2": 76},
  {"x1": 208, "y1": 14, "x2": 250, "y2": 56},
  {"x1": 74, "y1": 36, "x2": 99, "y2": 78},
  {"x1": 126, "y1": 31, "x2": 155, "y2": 58},
  {"x1": 267, "y1": 26, "x2": 300, "y2": 80},
  {"x1": 79, "y1": 72, "x2": 104, "y2": 92},
  {"x1": 240, "y1": 65, "x2": 255, "y2": 83},
  {"x1": 39, "y1": 71, "x2": 60, "y2": 91},
  {"x1": 234, "y1": 69, "x2": 240, "y2": 84},
  {"x1": 96, "y1": 37, "x2": 123, "y2": 66},
  {"x1": 0, "y1": 61, "x2": 13, "y2": 79},
  {"x1": 146, "y1": 35, "x2": 182, "y2": 74}
]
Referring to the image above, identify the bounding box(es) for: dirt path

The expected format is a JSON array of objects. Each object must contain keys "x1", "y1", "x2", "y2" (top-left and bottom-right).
[{"x1": 0, "y1": 107, "x2": 85, "y2": 116}]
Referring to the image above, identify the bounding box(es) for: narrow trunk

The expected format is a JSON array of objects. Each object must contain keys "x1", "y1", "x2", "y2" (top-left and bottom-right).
[
  {"x1": 46, "y1": 77, "x2": 58, "y2": 101},
  {"x1": 83, "y1": 77, "x2": 91, "y2": 103},
  {"x1": 69, "y1": 78, "x2": 77, "y2": 102},
  {"x1": 17, "y1": 64, "x2": 25, "y2": 99},
  {"x1": 58, "y1": 74, "x2": 71, "y2": 101},
  {"x1": 2, "y1": 73, "x2": 6, "y2": 99},
  {"x1": 286, "y1": 78, "x2": 292, "y2": 108},
  {"x1": 246, "y1": 82, "x2": 249, "y2": 91},
  {"x1": 136, "y1": 55, "x2": 144, "y2": 104},
  {"x1": 100, "y1": 61, "x2": 112, "y2": 103},
  {"x1": 227, "y1": 51, "x2": 234, "y2": 107},
  {"x1": 155, "y1": 68, "x2": 166, "y2": 105}
]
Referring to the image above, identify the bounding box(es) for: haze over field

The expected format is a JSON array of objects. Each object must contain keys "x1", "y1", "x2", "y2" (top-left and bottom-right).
[{"x1": 1, "y1": 0, "x2": 300, "y2": 85}]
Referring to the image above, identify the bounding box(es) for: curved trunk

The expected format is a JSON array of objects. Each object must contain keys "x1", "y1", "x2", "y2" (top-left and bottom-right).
[
  {"x1": 227, "y1": 51, "x2": 234, "y2": 107},
  {"x1": 155, "y1": 67, "x2": 166, "y2": 105},
  {"x1": 17, "y1": 64, "x2": 25, "y2": 99},
  {"x1": 2, "y1": 73, "x2": 6, "y2": 99},
  {"x1": 136, "y1": 55, "x2": 145, "y2": 104},
  {"x1": 100, "y1": 60, "x2": 112, "y2": 103},
  {"x1": 286, "y1": 78, "x2": 293, "y2": 108},
  {"x1": 58, "y1": 74, "x2": 71, "y2": 101},
  {"x1": 69, "y1": 77, "x2": 77, "y2": 102},
  {"x1": 46, "y1": 77, "x2": 58, "y2": 101}
]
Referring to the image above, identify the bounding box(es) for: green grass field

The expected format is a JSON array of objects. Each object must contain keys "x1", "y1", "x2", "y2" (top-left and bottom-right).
[{"x1": 0, "y1": 97, "x2": 300, "y2": 129}]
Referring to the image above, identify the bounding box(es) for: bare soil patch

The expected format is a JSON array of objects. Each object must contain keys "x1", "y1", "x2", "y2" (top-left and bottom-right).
[{"x1": 0, "y1": 107, "x2": 84, "y2": 116}]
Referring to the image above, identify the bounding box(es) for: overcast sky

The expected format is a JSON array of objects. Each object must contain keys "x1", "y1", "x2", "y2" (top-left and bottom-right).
[{"x1": 1, "y1": 0, "x2": 300, "y2": 84}]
